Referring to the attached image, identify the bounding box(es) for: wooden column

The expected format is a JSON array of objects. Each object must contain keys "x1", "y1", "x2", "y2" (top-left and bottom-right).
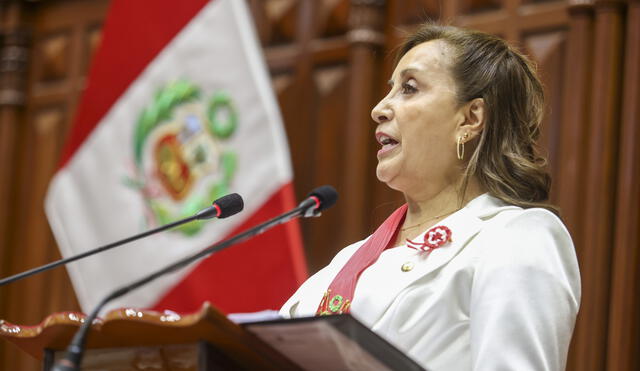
[
  {"x1": 606, "y1": 0, "x2": 640, "y2": 370},
  {"x1": 341, "y1": 0, "x2": 385, "y2": 243},
  {"x1": 0, "y1": 0, "x2": 28, "y2": 367},
  {"x1": 0, "y1": 1, "x2": 27, "y2": 279},
  {"x1": 289, "y1": 0, "x2": 317, "y2": 203},
  {"x1": 557, "y1": 4, "x2": 596, "y2": 369},
  {"x1": 573, "y1": 1, "x2": 626, "y2": 370},
  {"x1": 555, "y1": 1, "x2": 594, "y2": 268}
]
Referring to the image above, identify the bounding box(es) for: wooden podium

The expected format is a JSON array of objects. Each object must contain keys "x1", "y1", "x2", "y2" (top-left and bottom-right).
[
  {"x1": 0, "y1": 303, "x2": 298, "y2": 370},
  {"x1": 0, "y1": 303, "x2": 425, "y2": 370}
]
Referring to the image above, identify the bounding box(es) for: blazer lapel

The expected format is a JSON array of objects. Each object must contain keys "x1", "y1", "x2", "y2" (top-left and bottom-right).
[{"x1": 352, "y1": 194, "x2": 520, "y2": 325}]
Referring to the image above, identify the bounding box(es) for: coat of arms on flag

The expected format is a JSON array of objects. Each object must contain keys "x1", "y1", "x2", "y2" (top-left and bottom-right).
[
  {"x1": 126, "y1": 81, "x2": 238, "y2": 235},
  {"x1": 45, "y1": 0, "x2": 307, "y2": 314}
]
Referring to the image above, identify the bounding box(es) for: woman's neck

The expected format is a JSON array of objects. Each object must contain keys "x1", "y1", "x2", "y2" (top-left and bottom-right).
[{"x1": 395, "y1": 177, "x2": 484, "y2": 245}]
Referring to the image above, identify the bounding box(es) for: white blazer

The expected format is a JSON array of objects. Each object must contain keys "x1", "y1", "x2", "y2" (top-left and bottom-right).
[{"x1": 280, "y1": 194, "x2": 581, "y2": 371}]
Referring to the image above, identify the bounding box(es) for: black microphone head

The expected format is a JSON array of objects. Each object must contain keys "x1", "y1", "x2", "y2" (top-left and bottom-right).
[
  {"x1": 308, "y1": 185, "x2": 338, "y2": 212},
  {"x1": 214, "y1": 193, "x2": 244, "y2": 218}
]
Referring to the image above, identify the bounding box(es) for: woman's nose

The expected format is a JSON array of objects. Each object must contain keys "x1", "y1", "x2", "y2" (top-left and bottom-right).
[{"x1": 371, "y1": 99, "x2": 392, "y2": 124}]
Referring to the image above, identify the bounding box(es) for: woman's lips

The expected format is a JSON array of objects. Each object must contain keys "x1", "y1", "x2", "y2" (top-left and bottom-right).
[
  {"x1": 378, "y1": 141, "x2": 399, "y2": 156},
  {"x1": 375, "y1": 132, "x2": 400, "y2": 157}
]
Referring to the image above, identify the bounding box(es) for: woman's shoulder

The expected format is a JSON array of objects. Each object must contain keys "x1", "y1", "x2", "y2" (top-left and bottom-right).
[
  {"x1": 475, "y1": 201, "x2": 577, "y2": 272},
  {"x1": 488, "y1": 204, "x2": 570, "y2": 241},
  {"x1": 473, "y1": 194, "x2": 569, "y2": 239},
  {"x1": 471, "y1": 201, "x2": 581, "y2": 309}
]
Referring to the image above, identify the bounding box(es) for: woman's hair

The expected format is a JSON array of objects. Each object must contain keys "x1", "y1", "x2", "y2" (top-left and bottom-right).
[{"x1": 397, "y1": 23, "x2": 555, "y2": 212}]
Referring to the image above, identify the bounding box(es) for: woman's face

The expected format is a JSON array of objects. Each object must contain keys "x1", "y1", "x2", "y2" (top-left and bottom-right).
[{"x1": 371, "y1": 40, "x2": 467, "y2": 198}]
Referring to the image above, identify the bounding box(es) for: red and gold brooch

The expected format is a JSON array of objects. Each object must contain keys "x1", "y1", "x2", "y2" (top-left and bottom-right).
[{"x1": 406, "y1": 225, "x2": 452, "y2": 252}]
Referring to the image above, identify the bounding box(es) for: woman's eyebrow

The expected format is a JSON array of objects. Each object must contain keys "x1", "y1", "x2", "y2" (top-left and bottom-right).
[
  {"x1": 400, "y1": 67, "x2": 419, "y2": 78},
  {"x1": 389, "y1": 67, "x2": 421, "y2": 86}
]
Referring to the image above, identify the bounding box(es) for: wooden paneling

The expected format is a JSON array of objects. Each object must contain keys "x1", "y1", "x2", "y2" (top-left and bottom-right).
[
  {"x1": 523, "y1": 29, "x2": 568, "y2": 201},
  {"x1": 251, "y1": 0, "x2": 385, "y2": 270},
  {"x1": 340, "y1": 0, "x2": 385, "y2": 246},
  {"x1": 556, "y1": 2, "x2": 593, "y2": 260},
  {"x1": 306, "y1": 64, "x2": 350, "y2": 271},
  {"x1": 250, "y1": 0, "x2": 298, "y2": 46},
  {"x1": 0, "y1": 0, "x2": 108, "y2": 369},
  {"x1": 607, "y1": 1, "x2": 640, "y2": 370},
  {"x1": 574, "y1": 1, "x2": 625, "y2": 370},
  {"x1": 0, "y1": 1, "x2": 28, "y2": 368},
  {"x1": 1, "y1": 1, "x2": 640, "y2": 370},
  {"x1": 554, "y1": 6, "x2": 595, "y2": 368},
  {"x1": 38, "y1": 31, "x2": 71, "y2": 82}
]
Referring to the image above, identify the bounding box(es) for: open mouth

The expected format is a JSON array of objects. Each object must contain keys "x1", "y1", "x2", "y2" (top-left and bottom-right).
[{"x1": 376, "y1": 132, "x2": 399, "y2": 154}]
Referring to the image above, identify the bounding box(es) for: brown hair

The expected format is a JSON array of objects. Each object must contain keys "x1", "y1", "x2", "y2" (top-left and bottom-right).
[{"x1": 398, "y1": 23, "x2": 555, "y2": 212}]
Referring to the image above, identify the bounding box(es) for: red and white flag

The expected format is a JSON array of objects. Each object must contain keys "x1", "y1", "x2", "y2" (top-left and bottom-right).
[{"x1": 45, "y1": 0, "x2": 307, "y2": 314}]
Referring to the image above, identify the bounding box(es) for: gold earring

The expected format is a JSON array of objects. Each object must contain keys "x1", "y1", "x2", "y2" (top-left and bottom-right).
[{"x1": 457, "y1": 133, "x2": 469, "y2": 160}]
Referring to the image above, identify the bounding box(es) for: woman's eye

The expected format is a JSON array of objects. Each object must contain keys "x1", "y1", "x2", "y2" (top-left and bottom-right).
[{"x1": 401, "y1": 82, "x2": 417, "y2": 94}]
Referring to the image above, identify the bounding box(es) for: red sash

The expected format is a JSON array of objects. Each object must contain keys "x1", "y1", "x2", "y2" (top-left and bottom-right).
[{"x1": 316, "y1": 204, "x2": 407, "y2": 315}]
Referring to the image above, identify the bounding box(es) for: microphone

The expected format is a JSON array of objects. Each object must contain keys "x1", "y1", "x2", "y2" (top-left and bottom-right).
[
  {"x1": 52, "y1": 185, "x2": 337, "y2": 371},
  {"x1": 0, "y1": 193, "x2": 244, "y2": 286},
  {"x1": 195, "y1": 193, "x2": 244, "y2": 219},
  {"x1": 298, "y1": 184, "x2": 338, "y2": 217}
]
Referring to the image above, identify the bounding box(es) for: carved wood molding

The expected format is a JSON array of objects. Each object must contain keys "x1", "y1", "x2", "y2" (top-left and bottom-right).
[
  {"x1": 0, "y1": 302, "x2": 296, "y2": 369},
  {"x1": 568, "y1": 0, "x2": 595, "y2": 14},
  {"x1": 0, "y1": 4, "x2": 29, "y2": 107},
  {"x1": 348, "y1": 0, "x2": 385, "y2": 47}
]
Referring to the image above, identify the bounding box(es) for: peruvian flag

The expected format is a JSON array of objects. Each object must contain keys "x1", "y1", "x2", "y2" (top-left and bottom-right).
[{"x1": 45, "y1": 0, "x2": 307, "y2": 314}]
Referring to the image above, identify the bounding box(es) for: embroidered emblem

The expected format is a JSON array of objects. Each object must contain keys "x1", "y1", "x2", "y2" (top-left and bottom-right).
[
  {"x1": 328, "y1": 295, "x2": 344, "y2": 312},
  {"x1": 316, "y1": 290, "x2": 351, "y2": 316},
  {"x1": 406, "y1": 225, "x2": 452, "y2": 252}
]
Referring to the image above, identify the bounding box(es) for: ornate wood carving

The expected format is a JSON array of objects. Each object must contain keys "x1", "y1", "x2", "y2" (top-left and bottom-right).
[
  {"x1": 37, "y1": 32, "x2": 70, "y2": 82},
  {"x1": 0, "y1": 29, "x2": 29, "y2": 105}
]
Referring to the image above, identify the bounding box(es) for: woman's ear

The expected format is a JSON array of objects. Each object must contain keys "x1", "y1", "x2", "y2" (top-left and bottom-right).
[{"x1": 457, "y1": 98, "x2": 485, "y2": 140}]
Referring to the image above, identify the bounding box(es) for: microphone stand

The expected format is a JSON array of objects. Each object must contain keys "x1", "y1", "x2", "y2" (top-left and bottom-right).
[
  {"x1": 52, "y1": 198, "x2": 324, "y2": 371},
  {"x1": 0, "y1": 194, "x2": 242, "y2": 287}
]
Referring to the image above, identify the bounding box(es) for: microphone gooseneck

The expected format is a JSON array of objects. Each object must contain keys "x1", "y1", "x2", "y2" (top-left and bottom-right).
[
  {"x1": 52, "y1": 185, "x2": 338, "y2": 370},
  {"x1": 0, "y1": 193, "x2": 244, "y2": 287}
]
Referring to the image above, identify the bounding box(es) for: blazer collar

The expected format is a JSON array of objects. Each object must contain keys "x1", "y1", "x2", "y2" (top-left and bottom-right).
[
  {"x1": 352, "y1": 193, "x2": 520, "y2": 325},
  {"x1": 404, "y1": 193, "x2": 520, "y2": 276}
]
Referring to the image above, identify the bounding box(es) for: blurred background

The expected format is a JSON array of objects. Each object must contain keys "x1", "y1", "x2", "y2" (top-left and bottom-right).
[{"x1": 0, "y1": 0, "x2": 638, "y2": 369}]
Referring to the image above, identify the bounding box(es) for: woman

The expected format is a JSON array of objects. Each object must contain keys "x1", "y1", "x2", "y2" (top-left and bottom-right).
[{"x1": 280, "y1": 24, "x2": 580, "y2": 371}]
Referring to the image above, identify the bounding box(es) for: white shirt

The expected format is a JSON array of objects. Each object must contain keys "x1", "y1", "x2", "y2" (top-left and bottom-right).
[{"x1": 280, "y1": 194, "x2": 581, "y2": 370}]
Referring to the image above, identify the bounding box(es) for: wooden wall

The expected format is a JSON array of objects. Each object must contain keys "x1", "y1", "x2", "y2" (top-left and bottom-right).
[{"x1": 0, "y1": 0, "x2": 639, "y2": 370}]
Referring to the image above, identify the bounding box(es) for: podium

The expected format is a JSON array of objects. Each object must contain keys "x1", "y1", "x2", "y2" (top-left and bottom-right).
[{"x1": 0, "y1": 303, "x2": 425, "y2": 370}]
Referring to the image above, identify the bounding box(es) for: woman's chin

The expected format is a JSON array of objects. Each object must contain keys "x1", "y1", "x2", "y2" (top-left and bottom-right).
[
  {"x1": 375, "y1": 165, "x2": 390, "y2": 183},
  {"x1": 376, "y1": 166, "x2": 401, "y2": 190}
]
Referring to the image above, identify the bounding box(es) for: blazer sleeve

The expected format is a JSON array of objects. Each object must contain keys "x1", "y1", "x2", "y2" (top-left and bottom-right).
[{"x1": 469, "y1": 209, "x2": 581, "y2": 371}]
